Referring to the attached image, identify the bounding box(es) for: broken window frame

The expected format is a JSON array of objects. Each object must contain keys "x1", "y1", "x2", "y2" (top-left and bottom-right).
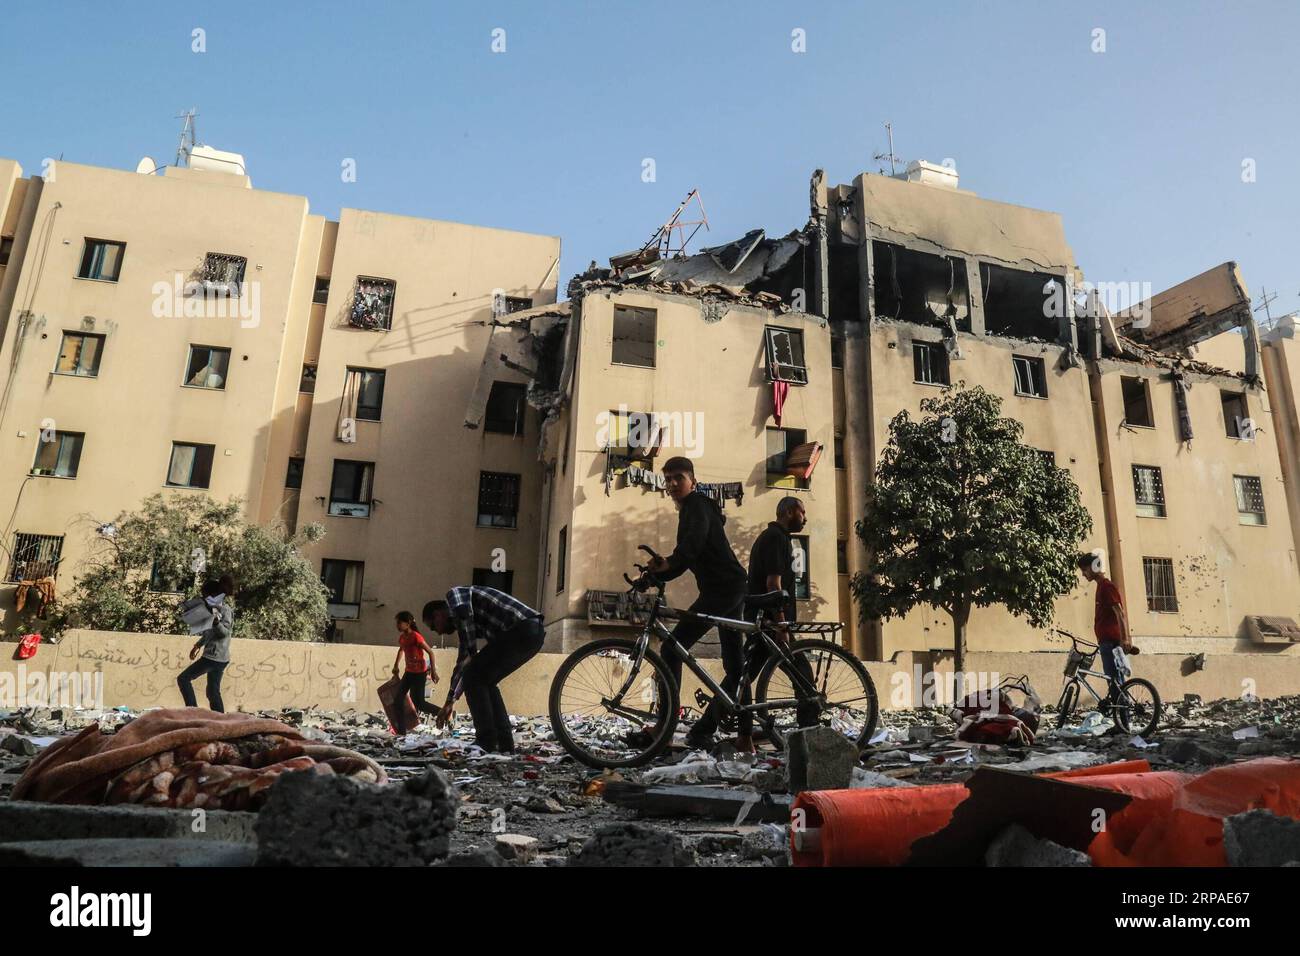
[
  {"x1": 328, "y1": 459, "x2": 375, "y2": 518},
  {"x1": 766, "y1": 427, "x2": 817, "y2": 490},
  {"x1": 321, "y1": 558, "x2": 364, "y2": 619},
  {"x1": 1012, "y1": 355, "x2": 1048, "y2": 399},
  {"x1": 478, "y1": 471, "x2": 521, "y2": 528},
  {"x1": 484, "y1": 381, "x2": 528, "y2": 436},
  {"x1": 980, "y1": 263, "x2": 1063, "y2": 340},
  {"x1": 1121, "y1": 376, "x2": 1155, "y2": 428},
  {"x1": 54, "y1": 331, "x2": 105, "y2": 377},
  {"x1": 765, "y1": 326, "x2": 809, "y2": 386},
  {"x1": 1142, "y1": 557, "x2": 1178, "y2": 613},
  {"x1": 872, "y1": 241, "x2": 972, "y2": 332},
  {"x1": 912, "y1": 341, "x2": 950, "y2": 386},
  {"x1": 1220, "y1": 391, "x2": 1251, "y2": 440},
  {"x1": 6, "y1": 532, "x2": 64, "y2": 583},
  {"x1": 197, "y1": 252, "x2": 247, "y2": 296},
  {"x1": 611, "y1": 305, "x2": 657, "y2": 368},
  {"x1": 1233, "y1": 475, "x2": 1266, "y2": 526},
  {"x1": 350, "y1": 276, "x2": 397, "y2": 331},
  {"x1": 1132, "y1": 464, "x2": 1167, "y2": 518}
]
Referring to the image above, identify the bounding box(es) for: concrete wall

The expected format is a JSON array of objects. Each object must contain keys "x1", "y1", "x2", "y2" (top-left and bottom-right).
[{"x1": 5, "y1": 630, "x2": 1298, "y2": 717}]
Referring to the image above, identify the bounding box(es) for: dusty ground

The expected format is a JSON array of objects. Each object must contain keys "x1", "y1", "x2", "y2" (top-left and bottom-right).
[{"x1": 3, "y1": 694, "x2": 1299, "y2": 866}]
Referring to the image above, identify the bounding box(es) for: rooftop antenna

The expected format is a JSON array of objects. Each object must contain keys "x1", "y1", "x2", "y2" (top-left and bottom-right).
[
  {"x1": 641, "y1": 189, "x2": 709, "y2": 259},
  {"x1": 1254, "y1": 286, "x2": 1278, "y2": 332},
  {"x1": 175, "y1": 108, "x2": 198, "y2": 167},
  {"x1": 874, "y1": 121, "x2": 903, "y2": 176}
]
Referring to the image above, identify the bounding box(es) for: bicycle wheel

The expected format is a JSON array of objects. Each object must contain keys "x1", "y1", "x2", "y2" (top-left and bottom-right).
[
  {"x1": 548, "y1": 638, "x2": 679, "y2": 769},
  {"x1": 1113, "y1": 678, "x2": 1161, "y2": 739},
  {"x1": 754, "y1": 639, "x2": 878, "y2": 751},
  {"x1": 1056, "y1": 682, "x2": 1078, "y2": 729}
]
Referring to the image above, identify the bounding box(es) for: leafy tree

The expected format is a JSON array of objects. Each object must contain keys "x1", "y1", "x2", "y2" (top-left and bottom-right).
[
  {"x1": 852, "y1": 384, "x2": 1093, "y2": 672},
  {"x1": 48, "y1": 494, "x2": 330, "y2": 641}
]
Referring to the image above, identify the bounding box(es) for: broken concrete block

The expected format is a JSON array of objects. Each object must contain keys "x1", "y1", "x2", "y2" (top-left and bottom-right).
[
  {"x1": 255, "y1": 768, "x2": 455, "y2": 867},
  {"x1": 0, "y1": 838, "x2": 256, "y2": 867},
  {"x1": 0, "y1": 800, "x2": 256, "y2": 843},
  {"x1": 695, "y1": 833, "x2": 744, "y2": 855},
  {"x1": 0, "y1": 735, "x2": 37, "y2": 757},
  {"x1": 786, "y1": 726, "x2": 859, "y2": 793},
  {"x1": 494, "y1": 834, "x2": 539, "y2": 863},
  {"x1": 984, "y1": 824, "x2": 1092, "y2": 867},
  {"x1": 1224, "y1": 810, "x2": 1300, "y2": 867},
  {"x1": 569, "y1": 822, "x2": 695, "y2": 867},
  {"x1": 1161, "y1": 737, "x2": 1224, "y2": 765},
  {"x1": 907, "y1": 725, "x2": 935, "y2": 743},
  {"x1": 851, "y1": 767, "x2": 918, "y2": 789},
  {"x1": 741, "y1": 824, "x2": 790, "y2": 864},
  {"x1": 438, "y1": 847, "x2": 506, "y2": 867}
]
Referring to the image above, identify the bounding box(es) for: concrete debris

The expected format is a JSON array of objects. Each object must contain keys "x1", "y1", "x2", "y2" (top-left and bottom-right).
[
  {"x1": 495, "y1": 833, "x2": 540, "y2": 863},
  {"x1": 0, "y1": 838, "x2": 257, "y2": 868},
  {"x1": 1223, "y1": 809, "x2": 1300, "y2": 867},
  {"x1": 786, "y1": 726, "x2": 861, "y2": 792},
  {"x1": 0, "y1": 799, "x2": 255, "y2": 843},
  {"x1": 437, "y1": 847, "x2": 506, "y2": 867},
  {"x1": 568, "y1": 822, "x2": 696, "y2": 867},
  {"x1": 984, "y1": 824, "x2": 1093, "y2": 867},
  {"x1": 851, "y1": 767, "x2": 918, "y2": 789}
]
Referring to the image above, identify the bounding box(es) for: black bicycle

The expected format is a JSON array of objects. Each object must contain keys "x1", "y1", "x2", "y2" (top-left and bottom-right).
[
  {"x1": 1054, "y1": 629, "x2": 1161, "y2": 739},
  {"x1": 549, "y1": 546, "x2": 879, "y2": 768}
]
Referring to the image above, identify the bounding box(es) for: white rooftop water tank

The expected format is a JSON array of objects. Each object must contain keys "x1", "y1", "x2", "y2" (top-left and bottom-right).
[
  {"x1": 900, "y1": 159, "x2": 958, "y2": 190},
  {"x1": 188, "y1": 144, "x2": 247, "y2": 176}
]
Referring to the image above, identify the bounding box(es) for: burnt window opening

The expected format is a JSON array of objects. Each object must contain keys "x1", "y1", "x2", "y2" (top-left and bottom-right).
[
  {"x1": 1122, "y1": 377, "x2": 1154, "y2": 428},
  {"x1": 981, "y1": 264, "x2": 1065, "y2": 340},
  {"x1": 494, "y1": 294, "x2": 533, "y2": 317},
  {"x1": 830, "y1": 332, "x2": 845, "y2": 369},
  {"x1": 1012, "y1": 355, "x2": 1048, "y2": 398},
  {"x1": 1221, "y1": 391, "x2": 1251, "y2": 439},
  {"x1": 197, "y1": 253, "x2": 247, "y2": 295},
  {"x1": 485, "y1": 382, "x2": 527, "y2": 436},
  {"x1": 912, "y1": 341, "x2": 950, "y2": 386},
  {"x1": 827, "y1": 245, "x2": 860, "y2": 324},
  {"x1": 872, "y1": 241, "x2": 971, "y2": 333},
  {"x1": 350, "y1": 277, "x2": 396, "y2": 331}
]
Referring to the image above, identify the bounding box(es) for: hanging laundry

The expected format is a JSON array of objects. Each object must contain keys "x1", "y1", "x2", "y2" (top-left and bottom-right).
[
  {"x1": 772, "y1": 380, "x2": 790, "y2": 426},
  {"x1": 697, "y1": 482, "x2": 745, "y2": 508}
]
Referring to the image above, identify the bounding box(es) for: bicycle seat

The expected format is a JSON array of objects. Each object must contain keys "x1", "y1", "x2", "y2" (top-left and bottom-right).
[{"x1": 744, "y1": 590, "x2": 789, "y2": 612}]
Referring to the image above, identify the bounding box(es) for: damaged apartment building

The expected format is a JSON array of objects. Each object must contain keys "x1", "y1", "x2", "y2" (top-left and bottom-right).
[{"x1": 480, "y1": 162, "x2": 1300, "y2": 664}]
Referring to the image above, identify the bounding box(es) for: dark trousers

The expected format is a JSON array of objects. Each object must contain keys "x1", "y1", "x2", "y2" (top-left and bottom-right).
[
  {"x1": 396, "y1": 670, "x2": 440, "y2": 734},
  {"x1": 736, "y1": 623, "x2": 820, "y2": 736},
  {"x1": 462, "y1": 618, "x2": 545, "y2": 753},
  {"x1": 661, "y1": 587, "x2": 746, "y2": 740},
  {"x1": 178, "y1": 658, "x2": 228, "y2": 713}
]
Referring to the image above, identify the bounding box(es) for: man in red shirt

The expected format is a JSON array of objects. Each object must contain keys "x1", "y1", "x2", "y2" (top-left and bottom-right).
[
  {"x1": 1077, "y1": 554, "x2": 1132, "y2": 699},
  {"x1": 391, "y1": 610, "x2": 440, "y2": 734}
]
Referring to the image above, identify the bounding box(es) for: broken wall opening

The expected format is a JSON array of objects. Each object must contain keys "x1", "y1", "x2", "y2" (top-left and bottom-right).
[
  {"x1": 827, "y1": 244, "x2": 860, "y2": 323},
  {"x1": 872, "y1": 241, "x2": 971, "y2": 332},
  {"x1": 981, "y1": 263, "x2": 1063, "y2": 340}
]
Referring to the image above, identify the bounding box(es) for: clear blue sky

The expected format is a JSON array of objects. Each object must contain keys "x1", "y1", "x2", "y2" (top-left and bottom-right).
[{"x1": 3, "y1": 0, "x2": 1297, "y2": 315}]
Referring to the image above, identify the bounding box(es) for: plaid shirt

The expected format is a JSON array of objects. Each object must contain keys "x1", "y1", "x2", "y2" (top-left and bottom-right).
[{"x1": 445, "y1": 586, "x2": 541, "y2": 704}]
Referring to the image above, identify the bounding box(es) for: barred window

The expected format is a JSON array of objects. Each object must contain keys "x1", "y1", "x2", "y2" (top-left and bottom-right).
[
  {"x1": 478, "y1": 471, "x2": 521, "y2": 528},
  {"x1": 1132, "y1": 464, "x2": 1166, "y2": 518},
  {"x1": 199, "y1": 252, "x2": 247, "y2": 293},
  {"x1": 350, "y1": 277, "x2": 396, "y2": 330},
  {"x1": 6, "y1": 533, "x2": 63, "y2": 583},
  {"x1": 1233, "y1": 475, "x2": 1266, "y2": 526},
  {"x1": 1143, "y1": 557, "x2": 1178, "y2": 613}
]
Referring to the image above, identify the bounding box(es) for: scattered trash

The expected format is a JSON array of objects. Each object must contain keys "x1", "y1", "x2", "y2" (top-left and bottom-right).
[{"x1": 1231, "y1": 726, "x2": 1260, "y2": 740}]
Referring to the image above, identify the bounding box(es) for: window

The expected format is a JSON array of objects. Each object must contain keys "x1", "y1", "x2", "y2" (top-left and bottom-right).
[
  {"x1": 791, "y1": 535, "x2": 810, "y2": 600},
  {"x1": 149, "y1": 559, "x2": 186, "y2": 593},
  {"x1": 31, "y1": 431, "x2": 84, "y2": 478},
  {"x1": 184, "y1": 345, "x2": 231, "y2": 389},
  {"x1": 198, "y1": 253, "x2": 247, "y2": 294},
  {"x1": 54, "y1": 332, "x2": 105, "y2": 377},
  {"x1": 1122, "y1": 377, "x2": 1154, "y2": 428},
  {"x1": 1132, "y1": 465, "x2": 1166, "y2": 518},
  {"x1": 1012, "y1": 355, "x2": 1048, "y2": 398},
  {"x1": 1035, "y1": 449, "x2": 1057, "y2": 469},
  {"x1": 496, "y1": 294, "x2": 533, "y2": 315},
  {"x1": 913, "y1": 342, "x2": 950, "y2": 386},
  {"x1": 285, "y1": 457, "x2": 304, "y2": 489},
  {"x1": 321, "y1": 559, "x2": 364, "y2": 619},
  {"x1": 767, "y1": 427, "x2": 822, "y2": 489},
  {"x1": 837, "y1": 539, "x2": 849, "y2": 575},
  {"x1": 5, "y1": 533, "x2": 63, "y2": 583},
  {"x1": 299, "y1": 363, "x2": 317, "y2": 394},
  {"x1": 343, "y1": 367, "x2": 385, "y2": 421},
  {"x1": 329, "y1": 460, "x2": 374, "y2": 517},
  {"x1": 313, "y1": 276, "x2": 330, "y2": 304},
  {"x1": 611, "y1": 305, "x2": 657, "y2": 367},
  {"x1": 0, "y1": 236, "x2": 13, "y2": 266},
  {"x1": 77, "y1": 239, "x2": 125, "y2": 281},
  {"x1": 606, "y1": 408, "x2": 660, "y2": 459},
  {"x1": 765, "y1": 327, "x2": 808, "y2": 385},
  {"x1": 166, "y1": 442, "x2": 215, "y2": 488},
  {"x1": 1234, "y1": 475, "x2": 1266, "y2": 526},
  {"x1": 1221, "y1": 391, "x2": 1251, "y2": 439},
  {"x1": 478, "y1": 471, "x2": 521, "y2": 528},
  {"x1": 473, "y1": 568, "x2": 515, "y2": 594},
  {"x1": 1143, "y1": 557, "x2": 1178, "y2": 613},
  {"x1": 350, "y1": 277, "x2": 396, "y2": 330},
  {"x1": 830, "y1": 333, "x2": 845, "y2": 370},
  {"x1": 557, "y1": 525, "x2": 568, "y2": 593},
  {"x1": 485, "y1": 381, "x2": 527, "y2": 435}
]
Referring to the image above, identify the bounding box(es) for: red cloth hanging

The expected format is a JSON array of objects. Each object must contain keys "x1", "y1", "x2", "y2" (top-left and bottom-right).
[{"x1": 772, "y1": 380, "x2": 790, "y2": 425}]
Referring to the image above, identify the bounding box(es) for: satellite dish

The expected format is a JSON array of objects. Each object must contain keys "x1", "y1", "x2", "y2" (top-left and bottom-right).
[{"x1": 135, "y1": 156, "x2": 158, "y2": 175}]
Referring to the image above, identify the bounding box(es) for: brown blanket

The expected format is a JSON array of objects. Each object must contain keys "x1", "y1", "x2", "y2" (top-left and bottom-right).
[{"x1": 13, "y1": 708, "x2": 386, "y2": 805}]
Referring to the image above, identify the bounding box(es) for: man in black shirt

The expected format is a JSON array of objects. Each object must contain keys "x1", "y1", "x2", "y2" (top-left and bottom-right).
[{"x1": 647, "y1": 456, "x2": 748, "y2": 751}]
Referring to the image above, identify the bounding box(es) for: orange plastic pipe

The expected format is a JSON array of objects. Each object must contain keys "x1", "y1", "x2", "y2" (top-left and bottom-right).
[{"x1": 791, "y1": 759, "x2": 1157, "y2": 867}]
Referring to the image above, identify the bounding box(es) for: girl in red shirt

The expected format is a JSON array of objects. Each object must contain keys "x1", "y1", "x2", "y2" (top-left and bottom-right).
[{"x1": 391, "y1": 611, "x2": 440, "y2": 733}]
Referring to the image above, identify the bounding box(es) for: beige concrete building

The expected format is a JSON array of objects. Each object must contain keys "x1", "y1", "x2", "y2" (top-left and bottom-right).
[{"x1": 0, "y1": 154, "x2": 559, "y2": 644}]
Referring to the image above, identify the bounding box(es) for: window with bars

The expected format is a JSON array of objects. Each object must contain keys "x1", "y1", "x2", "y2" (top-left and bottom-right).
[
  {"x1": 765, "y1": 327, "x2": 808, "y2": 385},
  {"x1": 478, "y1": 471, "x2": 521, "y2": 528},
  {"x1": 612, "y1": 305, "x2": 657, "y2": 367},
  {"x1": 494, "y1": 294, "x2": 533, "y2": 316},
  {"x1": 31, "y1": 431, "x2": 84, "y2": 478},
  {"x1": 77, "y1": 239, "x2": 125, "y2": 281},
  {"x1": 184, "y1": 345, "x2": 231, "y2": 389},
  {"x1": 1143, "y1": 557, "x2": 1178, "y2": 612},
  {"x1": 198, "y1": 253, "x2": 247, "y2": 294},
  {"x1": 329, "y1": 460, "x2": 374, "y2": 517},
  {"x1": 321, "y1": 559, "x2": 364, "y2": 619},
  {"x1": 1233, "y1": 475, "x2": 1266, "y2": 526},
  {"x1": 913, "y1": 342, "x2": 950, "y2": 386},
  {"x1": 55, "y1": 332, "x2": 105, "y2": 377},
  {"x1": 350, "y1": 277, "x2": 396, "y2": 330},
  {"x1": 1012, "y1": 355, "x2": 1048, "y2": 398},
  {"x1": 473, "y1": 568, "x2": 515, "y2": 594},
  {"x1": 167, "y1": 442, "x2": 215, "y2": 488},
  {"x1": 1132, "y1": 464, "x2": 1166, "y2": 518},
  {"x1": 6, "y1": 533, "x2": 63, "y2": 582},
  {"x1": 1036, "y1": 449, "x2": 1057, "y2": 469},
  {"x1": 484, "y1": 382, "x2": 527, "y2": 435}
]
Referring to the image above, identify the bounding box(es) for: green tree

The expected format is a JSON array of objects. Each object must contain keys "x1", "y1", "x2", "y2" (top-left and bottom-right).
[
  {"x1": 49, "y1": 494, "x2": 330, "y2": 641},
  {"x1": 852, "y1": 384, "x2": 1093, "y2": 672}
]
